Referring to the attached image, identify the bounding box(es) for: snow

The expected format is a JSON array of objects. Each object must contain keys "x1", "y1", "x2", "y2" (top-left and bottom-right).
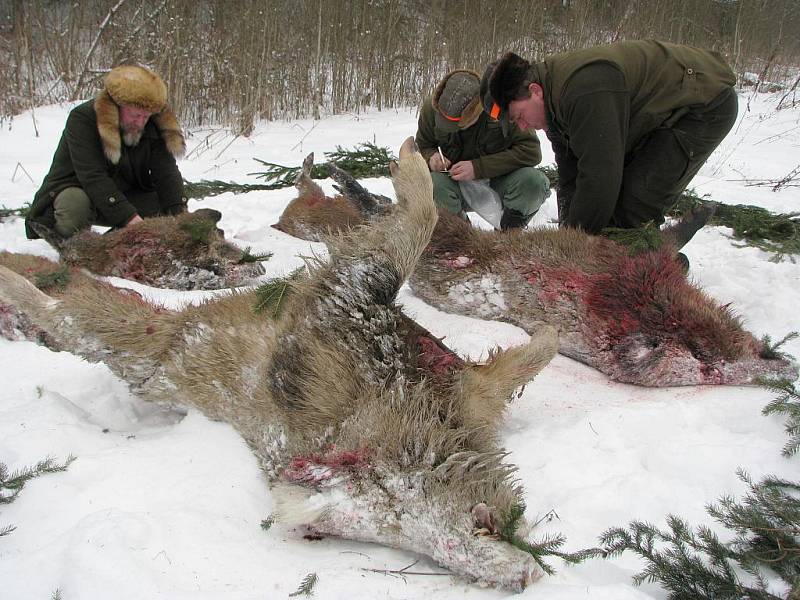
[{"x1": 1, "y1": 91, "x2": 799, "y2": 599}]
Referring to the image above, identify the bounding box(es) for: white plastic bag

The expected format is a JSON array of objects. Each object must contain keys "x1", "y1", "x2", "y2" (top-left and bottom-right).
[{"x1": 459, "y1": 179, "x2": 503, "y2": 230}]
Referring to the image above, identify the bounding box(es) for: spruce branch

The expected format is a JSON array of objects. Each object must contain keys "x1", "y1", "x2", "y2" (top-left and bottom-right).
[
  {"x1": 288, "y1": 572, "x2": 317, "y2": 597},
  {"x1": 760, "y1": 332, "x2": 799, "y2": 361},
  {"x1": 0, "y1": 203, "x2": 30, "y2": 219},
  {"x1": 600, "y1": 468, "x2": 800, "y2": 599},
  {"x1": 254, "y1": 269, "x2": 303, "y2": 318},
  {"x1": 669, "y1": 191, "x2": 800, "y2": 262},
  {"x1": 182, "y1": 179, "x2": 283, "y2": 200},
  {"x1": 237, "y1": 246, "x2": 273, "y2": 264},
  {"x1": 34, "y1": 265, "x2": 71, "y2": 291},
  {"x1": 762, "y1": 380, "x2": 800, "y2": 456},
  {"x1": 0, "y1": 455, "x2": 76, "y2": 505},
  {"x1": 601, "y1": 222, "x2": 664, "y2": 255},
  {"x1": 499, "y1": 502, "x2": 603, "y2": 575},
  {"x1": 260, "y1": 515, "x2": 275, "y2": 531}
]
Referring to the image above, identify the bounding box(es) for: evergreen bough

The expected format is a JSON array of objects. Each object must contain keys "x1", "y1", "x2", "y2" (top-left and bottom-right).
[
  {"x1": 0, "y1": 204, "x2": 29, "y2": 219},
  {"x1": 289, "y1": 572, "x2": 318, "y2": 597},
  {"x1": 237, "y1": 246, "x2": 273, "y2": 264},
  {"x1": 500, "y1": 502, "x2": 602, "y2": 575},
  {"x1": 600, "y1": 469, "x2": 800, "y2": 599},
  {"x1": 1, "y1": 455, "x2": 76, "y2": 537},
  {"x1": 669, "y1": 191, "x2": 800, "y2": 262},
  {"x1": 184, "y1": 142, "x2": 398, "y2": 199},
  {"x1": 763, "y1": 380, "x2": 800, "y2": 457},
  {"x1": 253, "y1": 268, "x2": 304, "y2": 318}
]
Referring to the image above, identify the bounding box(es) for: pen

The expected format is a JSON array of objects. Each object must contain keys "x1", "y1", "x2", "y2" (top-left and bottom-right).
[{"x1": 437, "y1": 146, "x2": 449, "y2": 173}]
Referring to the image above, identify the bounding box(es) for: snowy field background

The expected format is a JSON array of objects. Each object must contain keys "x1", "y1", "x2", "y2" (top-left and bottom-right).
[{"x1": 0, "y1": 90, "x2": 798, "y2": 599}]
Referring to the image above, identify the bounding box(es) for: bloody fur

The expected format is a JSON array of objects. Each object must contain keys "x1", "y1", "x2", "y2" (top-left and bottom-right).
[
  {"x1": 272, "y1": 163, "x2": 796, "y2": 387},
  {"x1": 35, "y1": 209, "x2": 265, "y2": 290},
  {"x1": 0, "y1": 138, "x2": 559, "y2": 592}
]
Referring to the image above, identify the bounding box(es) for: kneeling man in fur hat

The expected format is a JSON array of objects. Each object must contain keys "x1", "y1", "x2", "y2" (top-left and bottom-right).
[
  {"x1": 26, "y1": 64, "x2": 187, "y2": 240},
  {"x1": 415, "y1": 70, "x2": 551, "y2": 230}
]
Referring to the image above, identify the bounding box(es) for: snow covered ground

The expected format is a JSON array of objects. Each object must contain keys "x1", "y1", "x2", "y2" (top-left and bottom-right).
[{"x1": 0, "y1": 90, "x2": 798, "y2": 599}]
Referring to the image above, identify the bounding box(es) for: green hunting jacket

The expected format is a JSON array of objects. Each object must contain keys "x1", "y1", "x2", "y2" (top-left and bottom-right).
[
  {"x1": 531, "y1": 39, "x2": 736, "y2": 232},
  {"x1": 415, "y1": 99, "x2": 542, "y2": 179},
  {"x1": 25, "y1": 100, "x2": 184, "y2": 239}
]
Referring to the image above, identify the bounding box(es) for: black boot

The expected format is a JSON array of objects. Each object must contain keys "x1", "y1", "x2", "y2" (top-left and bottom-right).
[{"x1": 500, "y1": 209, "x2": 533, "y2": 231}]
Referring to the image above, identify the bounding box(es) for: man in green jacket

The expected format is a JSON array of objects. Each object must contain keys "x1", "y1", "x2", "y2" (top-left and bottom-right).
[
  {"x1": 25, "y1": 64, "x2": 187, "y2": 240},
  {"x1": 480, "y1": 40, "x2": 738, "y2": 233},
  {"x1": 415, "y1": 69, "x2": 550, "y2": 230}
]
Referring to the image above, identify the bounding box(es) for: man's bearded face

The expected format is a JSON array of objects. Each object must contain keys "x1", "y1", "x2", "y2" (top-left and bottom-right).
[{"x1": 119, "y1": 104, "x2": 152, "y2": 147}]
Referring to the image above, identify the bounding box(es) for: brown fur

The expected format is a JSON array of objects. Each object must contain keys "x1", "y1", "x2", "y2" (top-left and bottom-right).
[
  {"x1": 37, "y1": 210, "x2": 265, "y2": 290},
  {"x1": 0, "y1": 138, "x2": 559, "y2": 592},
  {"x1": 273, "y1": 164, "x2": 797, "y2": 387}
]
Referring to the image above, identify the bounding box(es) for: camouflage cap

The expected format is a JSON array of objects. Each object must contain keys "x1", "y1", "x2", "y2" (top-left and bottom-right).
[{"x1": 434, "y1": 71, "x2": 481, "y2": 132}]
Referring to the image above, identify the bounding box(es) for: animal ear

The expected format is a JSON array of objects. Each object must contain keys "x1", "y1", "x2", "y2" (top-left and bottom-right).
[
  {"x1": 458, "y1": 326, "x2": 558, "y2": 439},
  {"x1": 389, "y1": 161, "x2": 399, "y2": 178},
  {"x1": 294, "y1": 153, "x2": 325, "y2": 200}
]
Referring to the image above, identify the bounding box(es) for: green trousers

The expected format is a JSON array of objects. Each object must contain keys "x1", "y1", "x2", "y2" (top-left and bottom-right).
[
  {"x1": 53, "y1": 187, "x2": 160, "y2": 237},
  {"x1": 430, "y1": 167, "x2": 550, "y2": 218}
]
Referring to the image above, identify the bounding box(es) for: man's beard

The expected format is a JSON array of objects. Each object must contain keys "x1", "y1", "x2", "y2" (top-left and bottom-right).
[{"x1": 121, "y1": 128, "x2": 143, "y2": 147}]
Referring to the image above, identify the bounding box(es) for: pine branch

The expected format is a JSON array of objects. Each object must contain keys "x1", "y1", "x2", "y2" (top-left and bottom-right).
[
  {"x1": 762, "y1": 380, "x2": 800, "y2": 456},
  {"x1": 253, "y1": 269, "x2": 303, "y2": 318},
  {"x1": 0, "y1": 204, "x2": 30, "y2": 219},
  {"x1": 237, "y1": 246, "x2": 273, "y2": 264},
  {"x1": 499, "y1": 502, "x2": 603, "y2": 575},
  {"x1": 669, "y1": 191, "x2": 800, "y2": 262},
  {"x1": 288, "y1": 572, "x2": 318, "y2": 597},
  {"x1": 600, "y1": 468, "x2": 800, "y2": 599},
  {"x1": 0, "y1": 455, "x2": 76, "y2": 505},
  {"x1": 601, "y1": 222, "x2": 664, "y2": 254},
  {"x1": 34, "y1": 265, "x2": 71, "y2": 291},
  {"x1": 260, "y1": 515, "x2": 275, "y2": 531},
  {"x1": 249, "y1": 141, "x2": 396, "y2": 188},
  {"x1": 760, "y1": 332, "x2": 799, "y2": 361},
  {"x1": 182, "y1": 179, "x2": 285, "y2": 200}
]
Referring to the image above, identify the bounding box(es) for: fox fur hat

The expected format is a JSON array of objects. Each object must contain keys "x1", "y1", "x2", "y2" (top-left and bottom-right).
[{"x1": 94, "y1": 64, "x2": 185, "y2": 164}]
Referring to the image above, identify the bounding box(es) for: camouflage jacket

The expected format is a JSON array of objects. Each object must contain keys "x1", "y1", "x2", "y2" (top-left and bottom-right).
[
  {"x1": 26, "y1": 100, "x2": 184, "y2": 239},
  {"x1": 531, "y1": 40, "x2": 735, "y2": 232},
  {"x1": 415, "y1": 98, "x2": 541, "y2": 179}
]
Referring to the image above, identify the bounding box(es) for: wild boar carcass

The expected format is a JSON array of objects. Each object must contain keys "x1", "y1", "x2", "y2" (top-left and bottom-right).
[
  {"x1": 272, "y1": 162, "x2": 797, "y2": 387},
  {"x1": 412, "y1": 210, "x2": 797, "y2": 386},
  {"x1": 30, "y1": 208, "x2": 266, "y2": 290},
  {"x1": 0, "y1": 138, "x2": 558, "y2": 592}
]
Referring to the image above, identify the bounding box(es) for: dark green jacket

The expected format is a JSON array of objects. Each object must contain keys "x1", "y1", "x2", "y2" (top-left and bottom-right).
[
  {"x1": 533, "y1": 40, "x2": 735, "y2": 232},
  {"x1": 26, "y1": 100, "x2": 184, "y2": 239},
  {"x1": 415, "y1": 99, "x2": 541, "y2": 179}
]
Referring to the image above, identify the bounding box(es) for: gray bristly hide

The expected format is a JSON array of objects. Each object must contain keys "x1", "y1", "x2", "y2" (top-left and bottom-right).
[
  {"x1": 411, "y1": 210, "x2": 797, "y2": 387},
  {"x1": 0, "y1": 137, "x2": 560, "y2": 592},
  {"x1": 31, "y1": 209, "x2": 266, "y2": 290}
]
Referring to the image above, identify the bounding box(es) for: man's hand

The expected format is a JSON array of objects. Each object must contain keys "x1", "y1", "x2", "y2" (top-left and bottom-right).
[
  {"x1": 429, "y1": 153, "x2": 451, "y2": 172},
  {"x1": 449, "y1": 160, "x2": 475, "y2": 181},
  {"x1": 126, "y1": 214, "x2": 144, "y2": 227}
]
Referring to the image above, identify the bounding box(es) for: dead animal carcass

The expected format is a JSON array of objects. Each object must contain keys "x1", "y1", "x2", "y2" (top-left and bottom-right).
[
  {"x1": 0, "y1": 138, "x2": 558, "y2": 592},
  {"x1": 273, "y1": 160, "x2": 796, "y2": 387},
  {"x1": 30, "y1": 208, "x2": 266, "y2": 290}
]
